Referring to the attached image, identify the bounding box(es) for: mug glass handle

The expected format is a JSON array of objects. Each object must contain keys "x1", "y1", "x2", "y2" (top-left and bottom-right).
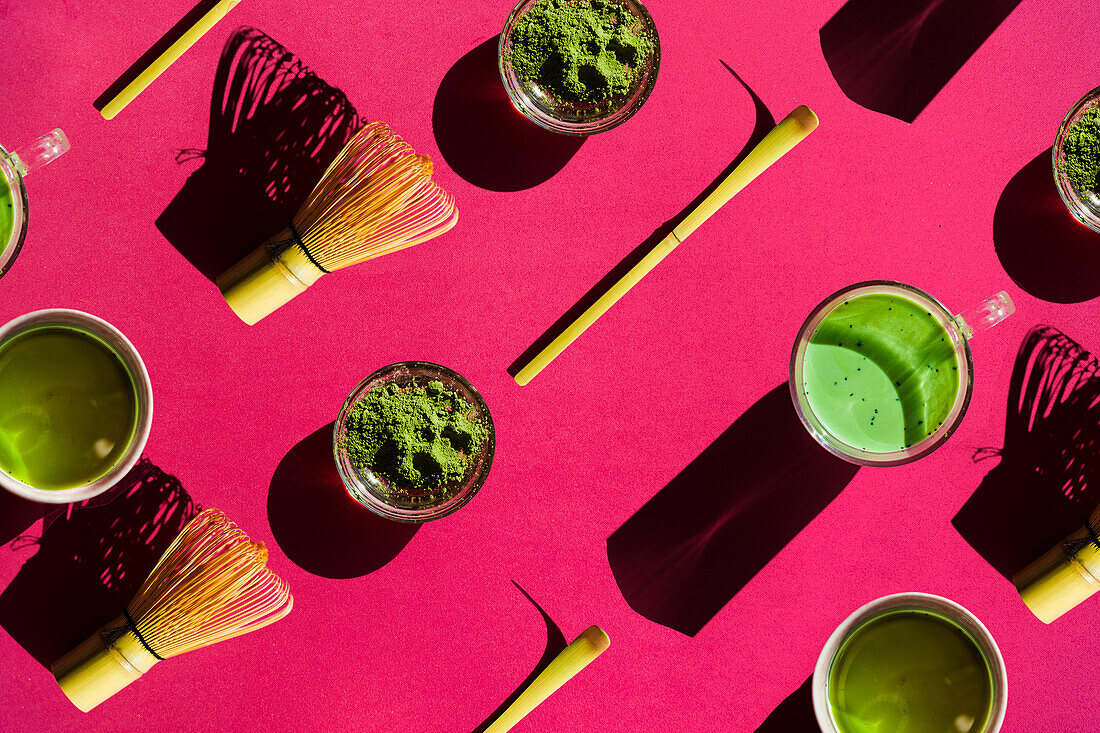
[
  {"x1": 955, "y1": 291, "x2": 1014, "y2": 339},
  {"x1": 9, "y1": 129, "x2": 70, "y2": 177}
]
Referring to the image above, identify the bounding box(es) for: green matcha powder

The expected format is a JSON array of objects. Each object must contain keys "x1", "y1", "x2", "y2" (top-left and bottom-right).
[
  {"x1": 1063, "y1": 107, "x2": 1100, "y2": 194},
  {"x1": 509, "y1": 0, "x2": 654, "y2": 104},
  {"x1": 341, "y1": 380, "x2": 489, "y2": 504}
]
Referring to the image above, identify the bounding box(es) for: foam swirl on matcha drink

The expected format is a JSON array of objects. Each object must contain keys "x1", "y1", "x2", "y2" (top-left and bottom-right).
[
  {"x1": 0, "y1": 326, "x2": 138, "y2": 490},
  {"x1": 801, "y1": 293, "x2": 960, "y2": 453}
]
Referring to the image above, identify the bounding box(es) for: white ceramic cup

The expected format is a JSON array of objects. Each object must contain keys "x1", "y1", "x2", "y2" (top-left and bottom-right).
[
  {"x1": 812, "y1": 592, "x2": 1007, "y2": 733},
  {"x1": 0, "y1": 309, "x2": 153, "y2": 503}
]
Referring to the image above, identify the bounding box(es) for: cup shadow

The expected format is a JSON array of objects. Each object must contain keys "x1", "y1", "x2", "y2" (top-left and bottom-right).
[
  {"x1": 953, "y1": 325, "x2": 1100, "y2": 580},
  {"x1": 156, "y1": 27, "x2": 364, "y2": 282},
  {"x1": 607, "y1": 383, "x2": 860, "y2": 637},
  {"x1": 266, "y1": 423, "x2": 419, "y2": 579},
  {"x1": 993, "y1": 148, "x2": 1100, "y2": 304},
  {"x1": 0, "y1": 459, "x2": 197, "y2": 668},
  {"x1": 820, "y1": 0, "x2": 1023, "y2": 122},
  {"x1": 507, "y1": 61, "x2": 776, "y2": 377},
  {"x1": 472, "y1": 581, "x2": 568, "y2": 733},
  {"x1": 431, "y1": 36, "x2": 585, "y2": 192},
  {"x1": 753, "y1": 676, "x2": 816, "y2": 733}
]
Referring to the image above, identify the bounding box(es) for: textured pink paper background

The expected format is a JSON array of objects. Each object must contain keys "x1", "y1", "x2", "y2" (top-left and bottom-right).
[{"x1": 1, "y1": 0, "x2": 1099, "y2": 730}]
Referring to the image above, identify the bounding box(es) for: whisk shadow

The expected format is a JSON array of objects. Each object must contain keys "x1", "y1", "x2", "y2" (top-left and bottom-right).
[
  {"x1": 507, "y1": 61, "x2": 775, "y2": 378},
  {"x1": 607, "y1": 383, "x2": 860, "y2": 637},
  {"x1": 266, "y1": 423, "x2": 419, "y2": 580},
  {"x1": 432, "y1": 36, "x2": 585, "y2": 192},
  {"x1": 93, "y1": 0, "x2": 226, "y2": 113},
  {"x1": 472, "y1": 581, "x2": 568, "y2": 733},
  {"x1": 156, "y1": 27, "x2": 364, "y2": 282},
  {"x1": 953, "y1": 326, "x2": 1100, "y2": 580},
  {"x1": 753, "y1": 675, "x2": 815, "y2": 733},
  {"x1": 820, "y1": 0, "x2": 1023, "y2": 122},
  {"x1": 0, "y1": 459, "x2": 197, "y2": 668},
  {"x1": 993, "y1": 148, "x2": 1100, "y2": 304}
]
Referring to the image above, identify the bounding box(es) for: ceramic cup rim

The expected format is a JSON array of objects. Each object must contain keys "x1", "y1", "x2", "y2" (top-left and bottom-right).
[
  {"x1": 0, "y1": 309, "x2": 153, "y2": 504},
  {"x1": 811, "y1": 592, "x2": 1008, "y2": 733},
  {"x1": 789, "y1": 280, "x2": 975, "y2": 467}
]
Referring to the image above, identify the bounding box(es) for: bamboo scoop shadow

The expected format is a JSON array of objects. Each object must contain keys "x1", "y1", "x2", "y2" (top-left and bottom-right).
[
  {"x1": 820, "y1": 0, "x2": 1022, "y2": 122},
  {"x1": 156, "y1": 27, "x2": 364, "y2": 282},
  {"x1": 266, "y1": 423, "x2": 419, "y2": 579},
  {"x1": 432, "y1": 36, "x2": 585, "y2": 192},
  {"x1": 753, "y1": 675, "x2": 815, "y2": 733},
  {"x1": 507, "y1": 61, "x2": 775, "y2": 377},
  {"x1": 993, "y1": 148, "x2": 1100, "y2": 304},
  {"x1": 0, "y1": 459, "x2": 197, "y2": 668},
  {"x1": 953, "y1": 326, "x2": 1100, "y2": 580},
  {"x1": 607, "y1": 383, "x2": 859, "y2": 637},
  {"x1": 472, "y1": 581, "x2": 568, "y2": 733},
  {"x1": 93, "y1": 0, "x2": 225, "y2": 112}
]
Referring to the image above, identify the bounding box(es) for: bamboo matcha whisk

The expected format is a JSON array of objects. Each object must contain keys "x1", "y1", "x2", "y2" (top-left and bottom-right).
[
  {"x1": 52, "y1": 509, "x2": 293, "y2": 712},
  {"x1": 218, "y1": 121, "x2": 459, "y2": 325},
  {"x1": 1015, "y1": 502, "x2": 1100, "y2": 623}
]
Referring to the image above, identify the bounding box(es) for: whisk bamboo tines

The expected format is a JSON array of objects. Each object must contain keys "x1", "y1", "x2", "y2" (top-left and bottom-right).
[
  {"x1": 51, "y1": 509, "x2": 293, "y2": 712},
  {"x1": 1015, "y1": 503, "x2": 1100, "y2": 623},
  {"x1": 217, "y1": 121, "x2": 459, "y2": 325}
]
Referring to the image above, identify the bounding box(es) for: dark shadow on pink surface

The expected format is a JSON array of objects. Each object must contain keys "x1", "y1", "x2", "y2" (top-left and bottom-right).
[
  {"x1": 93, "y1": 0, "x2": 226, "y2": 113},
  {"x1": 0, "y1": 460, "x2": 196, "y2": 667},
  {"x1": 607, "y1": 383, "x2": 860, "y2": 637},
  {"x1": 953, "y1": 326, "x2": 1100, "y2": 580},
  {"x1": 432, "y1": 36, "x2": 585, "y2": 192},
  {"x1": 508, "y1": 62, "x2": 775, "y2": 378},
  {"x1": 157, "y1": 27, "x2": 364, "y2": 282},
  {"x1": 0, "y1": 490, "x2": 51, "y2": 549},
  {"x1": 993, "y1": 148, "x2": 1100, "y2": 304},
  {"x1": 267, "y1": 423, "x2": 419, "y2": 579},
  {"x1": 754, "y1": 676, "x2": 816, "y2": 733},
  {"x1": 820, "y1": 0, "x2": 1023, "y2": 123},
  {"x1": 472, "y1": 581, "x2": 568, "y2": 733}
]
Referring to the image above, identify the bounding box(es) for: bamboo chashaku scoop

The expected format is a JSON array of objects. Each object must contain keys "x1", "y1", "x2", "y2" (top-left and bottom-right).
[
  {"x1": 484, "y1": 625, "x2": 610, "y2": 733},
  {"x1": 52, "y1": 509, "x2": 293, "y2": 712},
  {"x1": 217, "y1": 121, "x2": 459, "y2": 325},
  {"x1": 1015, "y1": 503, "x2": 1100, "y2": 623},
  {"x1": 513, "y1": 105, "x2": 818, "y2": 385}
]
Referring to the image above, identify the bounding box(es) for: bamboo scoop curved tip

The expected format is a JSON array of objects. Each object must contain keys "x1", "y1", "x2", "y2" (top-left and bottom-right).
[
  {"x1": 513, "y1": 105, "x2": 819, "y2": 386},
  {"x1": 484, "y1": 625, "x2": 611, "y2": 733}
]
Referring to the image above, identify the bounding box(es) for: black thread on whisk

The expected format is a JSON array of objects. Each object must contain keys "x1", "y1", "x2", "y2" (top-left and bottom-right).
[
  {"x1": 1087, "y1": 516, "x2": 1100, "y2": 551},
  {"x1": 288, "y1": 220, "x2": 330, "y2": 274},
  {"x1": 122, "y1": 608, "x2": 165, "y2": 661}
]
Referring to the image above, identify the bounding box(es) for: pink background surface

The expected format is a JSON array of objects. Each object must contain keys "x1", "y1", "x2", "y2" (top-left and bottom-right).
[{"x1": 1, "y1": 0, "x2": 1099, "y2": 730}]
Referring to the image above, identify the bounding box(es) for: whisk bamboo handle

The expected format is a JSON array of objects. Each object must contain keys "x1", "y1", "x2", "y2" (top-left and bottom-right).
[
  {"x1": 513, "y1": 106, "x2": 819, "y2": 386},
  {"x1": 483, "y1": 625, "x2": 610, "y2": 733},
  {"x1": 1015, "y1": 507, "x2": 1100, "y2": 623},
  {"x1": 52, "y1": 615, "x2": 161, "y2": 712},
  {"x1": 100, "y1": 0, "x2": 245, "y2": 120},
  {"x1": 217, "y1": 229, "x2": 326, "y2": 325}
]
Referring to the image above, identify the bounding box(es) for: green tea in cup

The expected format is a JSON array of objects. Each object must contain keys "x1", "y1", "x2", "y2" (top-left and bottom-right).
[
  {"x1": 0, "y1": 310, "x2": 152, "y2": 503},
  {"x1": 813, "y1": 593, "x2": 1007, "y2": 733},
  {"x1": 790, "y1": 282, "x2": 1013, "y2": 466},
  {"x1": 0, "y1": 129, "x2": 69, "y2": 279}
]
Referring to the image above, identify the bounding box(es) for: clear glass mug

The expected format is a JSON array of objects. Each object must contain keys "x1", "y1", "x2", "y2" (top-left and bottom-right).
[
  {"x1": 0, "y1": 129, "x2": 71, "y2": 279},
  {"x1": 790, "y1": 281, "x2": 1014, "y2": 466}
]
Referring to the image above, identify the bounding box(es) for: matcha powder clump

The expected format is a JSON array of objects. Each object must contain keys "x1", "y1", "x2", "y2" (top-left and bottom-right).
[
  {"x1": 1063, "y1": 107, "x2": 1100, "y2": 194},
  {"x1": 341, "y1": 380, "x2": 489, "y2": 502},
  {"x1": 509, "y1": 0, "x2": 654, "y2": 104}
]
